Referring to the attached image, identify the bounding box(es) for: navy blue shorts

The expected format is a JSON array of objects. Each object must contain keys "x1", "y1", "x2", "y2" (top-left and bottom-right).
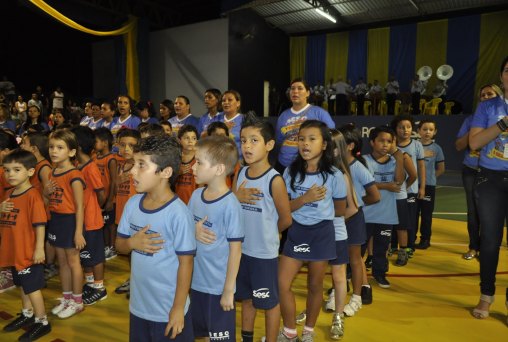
[
  {"x1": 47, "y1": 212, "x2": 77, "y2": 248},
  {"x1": 190, "y1": 290, "x2": 235, "y2": 340},
  {"x1": 129, "y1": 311, "x2": 193, "y2": 342},
  {"x1": 283, "y1": 220, "x2": 336, "y2": 261},
  {"x1": 329, "y1": 240, "x2": 349, "y2": 265},
  {"x1": 80, "y1": 228, "x2": 106, "y2": 267},
  {"x1": 11, "y1": 264, "x2": 45, "y2": 295},
  {"x1": 395, "y1": 199, "x2": 409, "y2": 231},
  {"x1": 345, "y1": 208, "x2": 366, "y2": 245},
  {"x1": 103, "y1": 207, "x2": 115, "y2": 226},
  {"x1": 236, "y1": 254, "x2": 279, "y2": 310},
  {"x1": 406, "y1": 193, "x2": 418, "y2": 231}
]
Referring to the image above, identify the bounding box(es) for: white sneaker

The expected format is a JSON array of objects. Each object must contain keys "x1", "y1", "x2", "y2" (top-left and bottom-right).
[
  {"x1": 325, "y1": 289, "x2": 336, "y2": 312},
  {"x1": 296, "y1": 310, "x2": 307, "y2": 325},
  {"x1": 57, "y1": 300, "x2": 84, "y2": 319},
  {"x1": 343, "y1": 296, "x2": 362, "y2": 317},
  {"x1": 51, "y1": 298, "x2": 70, "y2": 315}
]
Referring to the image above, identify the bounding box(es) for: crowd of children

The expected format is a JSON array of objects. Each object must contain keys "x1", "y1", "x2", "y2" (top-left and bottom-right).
[{"x1": 0, "y1": 84, "x2": 448, "y2": 342}]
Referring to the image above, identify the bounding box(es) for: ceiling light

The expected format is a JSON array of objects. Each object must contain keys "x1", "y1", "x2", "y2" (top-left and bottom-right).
[{"x1": 315, "y1": 7, "x2": 336, "y2": 23}]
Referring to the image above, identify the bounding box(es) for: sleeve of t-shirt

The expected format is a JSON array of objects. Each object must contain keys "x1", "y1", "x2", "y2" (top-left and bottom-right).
[
  {"x1": 436, "y1": 144, "x2": 445, "y2": 163},
  {"x1": 471, "y1": 102, "x2": 489, "y2": 129},
  {"x1": 224, "y1": 196, "x2": 244, "y2": 242},
  {"x1": 89, "y1": 165, "x2": 104, "y2": 192},
  {"x1": 117, "y1": 196, "x2": 137, "y2": 238},
  {"x1": 358, "y1": 164, "x2": 375, "y2": 188},
  {"x1": 332, "y1": 169, "x2": 347, "y2": 200},
  {"x1": 318, "y1": 110, "x2": 336, "y2": 129},
  {"x1": 282, "y1": 167, "x2": 292, "y2": 196},
  {"x1": 171, "y1": 203, "x2": 196, "y2": 255},
  {"x1": 31, "y1": 191, "x2": 47, "y2": 227},
  {"x1": 457, "y1": 116, "x2": 472, "y2": 138}
]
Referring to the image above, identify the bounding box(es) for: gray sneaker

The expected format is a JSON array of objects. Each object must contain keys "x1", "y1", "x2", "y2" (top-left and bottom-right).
[
  {"x1": 395, "y1": 248, "x2": 408, "y2": 267},
  {"x1": 301, "y1": 331, "x2": 314, "y2": 342},
  {"x1": 277, "y1": 331, "x2": 301, "y2": 342},
  {"x1": 295, "y1": 310, "x2": 306, "y2": 325},
  {"x1": 330, "y1": 313, "x2": 344, "y2": 340}
]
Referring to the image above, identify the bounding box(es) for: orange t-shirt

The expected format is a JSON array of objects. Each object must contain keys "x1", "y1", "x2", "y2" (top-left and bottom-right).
[
  {"x1": 93, "y1": 153, "x2": 116, "y2": 204},
  {"x1": 226, "y1": 162, "x2": 241, "y2": 189},
  {"x1": 79, "y1": 160, "x2": 105, "y2": 231},
  {"x1": 30, "y1": 159, "x2": 52, "y2": 195},
  {"x1": 48, "y1": 169, "x2": 85, "y2": 214},
  {"x1": 0, "y1": 167, "x2": 12, "y2": 201},
  {"x1": 175, "y1": 157, "x2": 197, "y2": 205},
  {"x1": 0, "y1": 187, "x2": 47, "y2": 271},
  {"x1": 115, "y1": 157, "x2": 137, "y2": 225}
]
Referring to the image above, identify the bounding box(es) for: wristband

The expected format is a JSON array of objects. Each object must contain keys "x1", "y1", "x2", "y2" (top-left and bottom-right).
[{"x1": 497, "y1": 119, "x2": 507, "y2": 132}]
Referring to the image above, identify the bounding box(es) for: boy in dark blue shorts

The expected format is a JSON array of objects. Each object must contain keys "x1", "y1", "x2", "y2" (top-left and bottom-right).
[
  {"x1": 116, "y1": 134, "x2": 196, "y2": 341},
  {"x1": 0, "y1": 149, "x2": 51, "y2": 341}
]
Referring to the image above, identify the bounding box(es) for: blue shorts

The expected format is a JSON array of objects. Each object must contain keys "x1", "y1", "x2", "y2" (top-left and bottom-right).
[
  {"x1": 283, "y1": 220, "x2": 336, "y2": 261},
  {"x1": 103, "y1": 207, "x2": 115, "y2": 226},
  {"x1": 129, "y1": 311, "x2": 193, "y2": 342},
  {"x1": 80, "y1": 228, "x2": 106, "y2": 267},
  {"x1": 190, "y1": 289, "x2": 235, "y2": 341},
  {"x1": 11, "y1": 264, "x2": 45, "y2": 295},
  {"x1": 345, "y1": 208, "x2": 366, "y2": 245},
  {"x1": 47, "y1": 212, "x2": 77, "y2": 248},
  {"x1": 329, "y1": 240, "x2": 349, "y2": 265},
  {"x1": 235, "y1": 254, "x2": 279, "y2": 310},
  {"x1": 395, "y1": 199, "x2": 409, "y2": 231}
]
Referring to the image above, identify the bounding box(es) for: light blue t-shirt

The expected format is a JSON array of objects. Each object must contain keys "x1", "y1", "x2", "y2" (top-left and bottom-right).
[
  {"x1": 397, "y1": 139, "x2": 424, "y2": 194},
  {"x1": 422, "y1": 142, "x2": 445, "y2": 186},
  {"x1": 197, "y1": 112, "x2": 224, "y2": 136},
  {"x1": 87, "y1": 118, "x2": 103, "y2": 130},
  {"x1": 188, "y1": 188, "x2": 244, "y2": 296},
  {"x1": 276, "y1": 105, "x2": 335, "y2": 167},
  {"x1": 349, "y1": 159, "x2": 375, "y2": 207},
  {"x1": 169, "y1": 114, "x2": 199, "y2": 136},
  {"x1": 283, "y1": 166, "x2": 346, "y2": 226},
  {"x1": 471, "y1": 96, "x2": 508, "y2": 171},
  {"x1": 117, "y1": 194, "x2": 196, "y2": 322},
  {"x1": 110, "y1": 115, "x2": 142, "y2": 137},
  {"x1": 99, "y1": 117, "x2": 119, "y2": 133},
  {"x1": 456, "y1": 115, "x2": 480, "y2": 169},
  {"x1": 362, "y1": 154, "x2": 398, "y2": 225},
  {"x1": 236, "y1": 167, "x2": 281, "y2": 259}
]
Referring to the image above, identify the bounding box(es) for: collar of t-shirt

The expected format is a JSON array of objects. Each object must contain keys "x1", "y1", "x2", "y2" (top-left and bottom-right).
[{"x1": 291, "y1": 104, "x2": 310, "y2": 115}]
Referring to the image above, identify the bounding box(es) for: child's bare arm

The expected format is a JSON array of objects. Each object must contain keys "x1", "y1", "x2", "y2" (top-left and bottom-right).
[
  {"x1": 104, "y1": 158, "x2": 118, "y2": 211},
  {"x1": 403, "y1": 153, "x2": 417, "y2": 189},
  {"x1": 271, "y1": 176, "x2": 292, "y2": 232},
  {"x1": 71, "y1": 180, "x2": 86, "y2": 250},
  {"x1": 33, "y1": 224, "x2": 46, "y2": 264},
  {"x1": 436, "y1": 161, "x2": 445, "y2": 178},
  {"x1": 221, "y1": 241, "x2": 242, "y2": 311},
  {"x1": 417, "y1": 159, "x2": 426, "y2": 199}
]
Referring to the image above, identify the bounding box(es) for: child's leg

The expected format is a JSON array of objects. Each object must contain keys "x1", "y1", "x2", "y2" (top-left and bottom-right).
[
  {"x1": 348, "y1": 245, "x2": 363, "y2": 296},
  {"x1": 265, "y1": 304, "x2": 281, "y2": 342},
  {"x1": 45, "y1": 241, "x2": 56, "y2": 265},
  {"x1": 241, "y1": 300, "x2": 256, "y2": 342},
  {"x1": 26, "y1": 289, "x2": 46, "y2": 319},
  {"x1": 64, "y1": 248, "x2": 84, "y2": 296},
  {"x1": 92, "y1": 262, "x2": 105, "y2": 287},
  {"x1": 304, "y1": 260, "x2": 328, "y2": 328},
  {"x1": 331, "y1": 264, "x2": 347, "y2": 314},
  {"x1": 55, "y1": 247, "x2": 72, "y2": 292},
  {"x1": 278, "y1": 255, "x2": 303, "y2": 331}
]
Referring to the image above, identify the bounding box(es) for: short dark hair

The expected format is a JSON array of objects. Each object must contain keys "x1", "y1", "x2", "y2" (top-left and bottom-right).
[
  {"x1": 240, "y1": 111, "x2": 275, "y2": 143},
  {"x1": 3, "y1": 149, "x2": 37, "y2": 169},
  {"x1": 206, "y1": 121, "x2": 229, "y2": 136},
  {"x1": 72, "y1": 126, "x2": 95, "y2": 155},
  {"x1": 117, "y1": 128, "x2": 141, "y2": 141},
  {"x1": 418, "y1": 119, "x2": 436, "y2": 130},
  {"x1": 390, "y1": 114, "x2": 414, "y2": 131},
  {"x1": 94, "y1": 127, "x2": 114, "y2": 149},
  {"x1": 178, "y1": 124, "x2": 198, "y2": 139},
  {"x1": 0, "y1": 130, "x2": 18, "y2": 150},
  {"x1": 139, "y1": 123, "x2": 165, "y2": 137},
  {"x1": 369, "y1": 125, "x2": 395, "y2": 141},
  {"x1": 134, "y1": 135, "x2": 182, "y2": 186},
  {"x1": 176, "y1": 95, "x2": 190, "y2": 105},
  {"x1": 196, "y1": 135, "x2": 238, "y2": 176},
  {"x1": 25, "y1": 132, "x2": 50, "y2": 161}
]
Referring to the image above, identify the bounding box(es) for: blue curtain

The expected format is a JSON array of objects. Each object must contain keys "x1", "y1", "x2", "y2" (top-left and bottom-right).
[
  {"x1": 388, "y1": 23, "x2": 417, "y2": 93},
  {"x1": 305, "y1": 34, "x2": 326, "y2": 86},
  {"x1": 447, "y1": 15, "x2": 481, "y2": 113},
  {"x1": 346, "y1": 30, "x2": 368, "y2": 84}
]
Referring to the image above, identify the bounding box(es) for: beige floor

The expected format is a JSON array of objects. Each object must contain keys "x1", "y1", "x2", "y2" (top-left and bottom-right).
[{"x1": 1, "y1": 218, "x2": 507, "y2": 341}]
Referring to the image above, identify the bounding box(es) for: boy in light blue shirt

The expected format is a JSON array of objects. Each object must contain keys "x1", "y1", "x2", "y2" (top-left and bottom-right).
[
  {"x1": 188, "y1": 135, "x2": 244, "y2": 341},
  {"x1": 116, "y1": 134, "x2": 196, "y2": 342}
]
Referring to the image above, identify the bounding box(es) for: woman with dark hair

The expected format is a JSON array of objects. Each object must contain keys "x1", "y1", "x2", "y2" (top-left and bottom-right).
[
  {"x1": 18, "y1": 104, "x2": 49, "y2": 136},
  {"x1": 197, "y1": 88, "x2": 223, "y2": 136},
  {"x1": 136, "y1": 101, "x2": 158, "y2": 124},
  {"x1": 469, "y1": 56, "x2": 508, "y2": 320},
  {"x1": 159, "y1": 99, "x2": 174, "y2": 122},
  {"x1": 168, "y1": 95, "x2": 198, "y2": 136}
]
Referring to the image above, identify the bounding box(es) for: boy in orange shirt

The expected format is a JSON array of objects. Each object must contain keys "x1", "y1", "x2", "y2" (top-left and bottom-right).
[
  {"x1": 175, "y1": 124, "x2": 198, "y2": 204},
  {"x1": 93, "y1": 128, "x2": 118, "y2": 260},
  {"x1": 0, "y1": 149, "x2": 51, "y2": 341},
  {"x1": 72, "y1": 127, "x2": 108, "y2": 306}
]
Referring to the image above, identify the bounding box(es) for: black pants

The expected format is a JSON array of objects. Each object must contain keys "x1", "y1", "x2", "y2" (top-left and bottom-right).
[
  {"x1": 356, "y1": 94, "x2": 365, "y2": 115},
  {"x1": 336, "y1": 94, "x2": 348, "y2": 115},
  {"x1": 365, "y1": 223, "x2": 392, "y2": 277},
  {"x1": 417, "y1": 185, "x2": 436, "y2": 241},
  {"x1": 327, "y1": 97, "x2": 335, "y2": 116},
  {"x1": 386, "y1": 94, "x2": 396, "y2": 115},
  {"x1": 411, "y1": 92, "x2": 421, "y2": 114},
  {"x1": 462, "y1": 166, "x2": 480, "y2": 251},
  {"x1": 475, "y1": 168, "x2": 508, "y2": 296}
]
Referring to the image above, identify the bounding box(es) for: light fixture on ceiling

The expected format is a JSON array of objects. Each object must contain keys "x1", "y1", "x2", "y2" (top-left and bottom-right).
[{"x1": 315, "y1": 7, "x2": 336, "y2": 23}]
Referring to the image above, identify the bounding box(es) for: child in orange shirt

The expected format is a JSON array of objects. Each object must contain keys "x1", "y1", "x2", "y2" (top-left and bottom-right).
[
  {"x1": 0, "y1": 149, "x2": 51, "y2": 341},
  {"x1": 114, "y1": 128, "x2": 140, "y2": 297},
  {"x1": 207, "y1": 122, "x2": 241, "y2": 188},
  {"x1": 93, "y1": 128, "x2": 118, "y2": 260},
  {"x1": 175, "y1": 124, "x2": 198, "y2": 204},
  {"x1": 73, "y1": 127, "x2": 108, "y2": 306},
  {"x1": 45, "y1": 130, "x2": 86, "y2": 319}
]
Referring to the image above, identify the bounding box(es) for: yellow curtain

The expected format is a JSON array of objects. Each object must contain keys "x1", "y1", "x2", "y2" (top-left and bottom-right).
[
  {"x1": 367, "y1": 27, "x2": 390, "y2": 86},
  {"x1": 325, "y1": 32, "x2": 348, "y2": 83},
  {"x1": 475, "y1": 10, "x2": 508, "y2": 109},
  {"x1": 290, "y1": 36, "x2": 307, "y2": 81},
  {"x1": 29, "y1": 0, "x2": 140, "y2": 99},
  {"x1": 415, "y1": 19, "x2": 448, "y2": 93}
]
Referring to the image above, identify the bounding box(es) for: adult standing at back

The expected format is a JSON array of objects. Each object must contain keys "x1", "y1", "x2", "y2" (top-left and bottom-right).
[
  {"x1": 197, "y1": 88, "x2": 223, "y2": 137},
  {"x1": 334, "y1": 77, "x2": 349, "y2": 116},
  {"x1": 385, "y1": 76, "x2": 400, "y2": 115},
  {"x1": 469, "y1": 56, "x2": 508, "y2": 320},
  {"x1": 51, "y1": 86, "x2": 64, "y2": 111},
  {"x1": 169, "y1": 95, "x2": 199, "y2": 136},
  {"x1": 275, "y1": 78, "x2": 336, "y2": 173}
]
